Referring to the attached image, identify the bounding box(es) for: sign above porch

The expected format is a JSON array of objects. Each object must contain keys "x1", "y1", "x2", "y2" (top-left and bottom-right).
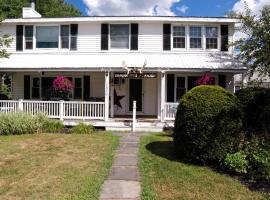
[{"x1": 114, "y1": 73, "x2": 157, "y2": 78}]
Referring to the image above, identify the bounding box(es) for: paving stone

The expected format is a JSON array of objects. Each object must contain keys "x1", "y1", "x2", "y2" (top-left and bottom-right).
[
  {"x1": 114, "y1": 155, "x2": 138, "y2": 166},
  {"x1": 117, "y1": 147, "x2": 138, "y2": 155},
  {"x1": 120, "y1": 136, "x2": 140, "y2": 143},
  {"x1": 109, "y1": 166, "x2": 139, "y2": 181},
  {"x1": 100, "y1": 180, "x2": 140, "y2": 199},
  {"x1": 119, "y1": 142, "x2": 139, "y2": 148}
]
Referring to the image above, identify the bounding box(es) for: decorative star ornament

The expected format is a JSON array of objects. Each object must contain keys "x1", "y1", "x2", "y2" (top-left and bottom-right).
[{"x1": 114, "y1": 90, "x2": 125, "y2": 109}]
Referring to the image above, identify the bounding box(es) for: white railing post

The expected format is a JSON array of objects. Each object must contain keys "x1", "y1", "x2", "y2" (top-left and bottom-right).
[
  {"x1": 132, "y1": 100, "x2": 136, "y2": 132},
  {"x1": 59, "y1": 100, "x2": 64, "y2": 121},
  {"x1": 104, "y1": 71, "x2": 110, "y2": 121},
  {"x1": 18, "y1": 99, "x2": 24, "y2": 112}
]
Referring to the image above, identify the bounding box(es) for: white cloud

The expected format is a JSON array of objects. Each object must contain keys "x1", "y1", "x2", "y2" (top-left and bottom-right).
[
  {"x1": 177, "y1": 5, "x2": 189, "y2": 14},
  {"x1": 83, "y1": 0, "x2": 180, "y2": 16},
  {"x1": 232, "y1": 0, "x2": 270, "y2": 15}
]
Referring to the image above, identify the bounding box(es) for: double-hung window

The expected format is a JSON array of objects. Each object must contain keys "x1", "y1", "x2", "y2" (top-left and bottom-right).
[
  {"x1": 173, "y1": 26, "x2": 186, "y2": 49},
  {"x1": 25, "y1": 26, "x2": 33, "y2": 50},
  {"x1": 110, "y1": 24, "x2": 130, "y2": 49},
  {"x1": 206, "y1": 27, "x2": 218, "y2": 49},
  {"x1": 32, "y1": 77, "x2": 40, "y2": 99},
  {"x1": 36, "y1": 26, "x2": 59, "y2": 48},
  {"x1": 190, "y1": 26, "x2": 202, "y2": 49},
  {"x1": 60, "y1": 25, "x2": 70, "y2": 49}
]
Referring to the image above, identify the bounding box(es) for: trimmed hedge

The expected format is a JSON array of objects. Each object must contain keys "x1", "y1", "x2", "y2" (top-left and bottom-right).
[
  {"x1": 236, "y1": 87, "x2": 270, "y2": 137},
  {"x1": 174, "y1": 85, "x2": 243, "y2": 163},
  {"x1": 69, "y1": 123, "x2": 94, "y2": 134}
]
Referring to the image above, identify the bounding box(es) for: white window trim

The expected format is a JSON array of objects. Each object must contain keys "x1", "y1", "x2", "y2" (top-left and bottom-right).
[
  {"x1": 109, "y1": 23, "x2": 131, "y2": 51},
  {"x1": 189, "y1": 25, "x2": 203, "y2": 50},
  {"x1": 205, "y1": 25, "x2": 219, "y2": 50},
  {"x1": 171, "y1": 24, "x2": 187, "y2": 50}
]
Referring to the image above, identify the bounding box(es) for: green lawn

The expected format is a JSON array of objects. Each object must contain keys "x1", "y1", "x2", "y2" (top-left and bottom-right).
[
  {"x1": 139, "y1": 134, "x2": 269, "y2": 200},
  {"x1": 0, "y1": 133, "x2": 118, "y2": 200}
]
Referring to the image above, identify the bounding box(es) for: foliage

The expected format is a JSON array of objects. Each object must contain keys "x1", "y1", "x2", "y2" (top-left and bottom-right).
[
  {"x1": 0, "y1": 112, "x2": 41, "y2": 135},
  {"x1": 70, "y1": 123, "x2": 94, "y2": 134},
  {"x1": 0, "y1": 0, "x2": 81, "y2": 19},
  {"x1": 0, "y1": 34, "x2": 13, "y2": 59},
  {"x1": 195, "y1": 73, "x2": 215, "y2": 86},
  {"x1": 223, "y1": 151, "x2": 249, "y2": 174},
  {"x1": 244, "y1": 137, "x2": 270, "y2": 182},
  {"x1": 36, "y1": 114, "x2": 64, "y2": 133},
  {"x1": 174, "y1": 85, "x2": 243, "y2": 163},
  {"x1": 236, "y1": 87, "x2": 270, "y2": 137},
  {"x1": 235, "y1": 5, "x2": 270, "y2": 77}
]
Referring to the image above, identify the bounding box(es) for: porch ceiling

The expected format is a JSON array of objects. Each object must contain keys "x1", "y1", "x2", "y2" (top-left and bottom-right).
[{"x1": 0, "y1": 53, "x2": 246, "y2": 72}]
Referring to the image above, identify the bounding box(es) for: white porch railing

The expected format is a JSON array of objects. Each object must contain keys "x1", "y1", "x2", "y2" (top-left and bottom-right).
[
  {"x1": 164, "y1": 102, "x2": 179, "y2": 120},
  {"x1": 0, "y1": 100, "x2": 105, "y2": 120}
]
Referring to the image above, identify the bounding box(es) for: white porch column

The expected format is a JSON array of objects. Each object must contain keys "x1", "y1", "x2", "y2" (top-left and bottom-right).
[
  {"x1": 160, "y1": 71, "x2": 166, "y2": 122},
  {"x1": 110, "y1": 72, "x2": 114, "y2": 118},
  {"x1": 104, "y1": 71, "x2": 110, "y2": 121}
]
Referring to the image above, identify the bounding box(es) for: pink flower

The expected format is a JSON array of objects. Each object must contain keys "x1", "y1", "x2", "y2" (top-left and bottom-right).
[
  {"x1": 196, "y1": 74, "x2": 215, "y2": 86},
  {"x1": 53, "y1": 76, "x2": 74, "y2": 92}
]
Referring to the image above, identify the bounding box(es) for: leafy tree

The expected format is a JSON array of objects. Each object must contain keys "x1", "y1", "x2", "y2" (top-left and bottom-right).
[
  {"x1": 235, "y1": 5, "x2": 270, "y2": 77},
  {"x1": 0, "y1": 0, "x2": 81, "y2": 18}
]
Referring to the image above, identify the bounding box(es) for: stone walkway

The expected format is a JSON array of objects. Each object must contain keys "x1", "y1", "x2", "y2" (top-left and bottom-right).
[{"x1": 100, "y1": 132, "x2": 141, "y2": 200}]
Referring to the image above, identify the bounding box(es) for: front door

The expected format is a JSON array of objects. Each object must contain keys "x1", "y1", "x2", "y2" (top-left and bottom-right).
[{"x1": 129, "y1": 79, "x2": 142, "y2": 112}]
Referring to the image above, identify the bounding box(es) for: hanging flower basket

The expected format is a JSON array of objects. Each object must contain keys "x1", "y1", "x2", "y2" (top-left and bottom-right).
[
  {"x1": 196, "y1": 73, "x2": 215, "y2": 86},
  {"x1": 52, "y1": 76, "x2": 74, "y2": 100}
]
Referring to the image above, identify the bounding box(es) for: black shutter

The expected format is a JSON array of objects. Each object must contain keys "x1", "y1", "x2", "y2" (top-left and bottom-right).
[
  {"x1": 24, "y1": 75, "x2": 30, "y2": 99},
  {"x1": 70, "y1": 24, "x2": 78, "y2": 50},
  {"x1": 16, "y1": 25, "x2": 24, "y2": 51},
  {"x1": 221, "y1": 25, "x2": 229, "y2": 52},
  {"x1": 101, "y1": 24, "x2": 109, "y2": 50},
  {"x1": 218, "y1": 75, "x2": 227, "y2": 88},
  {"x1": 83, "y1": 76, "x2": 90, "y2": 100},
  {"x1": 163, "y1": 24, "x2": 171, "y2": 51},
  {"x1": 131, "y1": 24, "x2": 138, "y2": 50},
  {"x1": 166, "y1": 74, "x2": 175, "y2": 102}
]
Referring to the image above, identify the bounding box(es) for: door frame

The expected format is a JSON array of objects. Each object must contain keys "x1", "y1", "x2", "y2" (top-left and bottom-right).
[{"x1": 127, "y1": 78, "x2": 144, "y2": 114}]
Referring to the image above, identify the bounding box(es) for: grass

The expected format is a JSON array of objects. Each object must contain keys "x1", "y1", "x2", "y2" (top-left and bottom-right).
[
  {"x1": 139, "y1": 133, "x2": 269, "y2": 200},
  {"x1": 0, "y1": 132, "x2": 119, "y2": 200}
]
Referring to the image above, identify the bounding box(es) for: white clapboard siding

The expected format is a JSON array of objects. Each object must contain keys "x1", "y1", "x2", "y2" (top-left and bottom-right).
[
  {"x1": 77, "y1": 23, "x2": 101, "y2": 52},
  {"x1": 0, "y1": 25, "x2": 16, "y2": 53},
  {"x1": 138, "y1": 23, "x2": 163, "y2": 52}
]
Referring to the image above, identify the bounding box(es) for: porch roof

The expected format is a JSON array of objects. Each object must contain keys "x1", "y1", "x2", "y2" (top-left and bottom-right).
[{"x1": 0, "y1": 53, "x2": 246, "y2": 73}]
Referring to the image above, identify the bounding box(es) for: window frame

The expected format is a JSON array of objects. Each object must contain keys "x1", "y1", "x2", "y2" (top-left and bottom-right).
[
  {"x1": 74, "y1": 77, "x2": 83, "y2": 100},
  {"x1": 189, "y1": 26, "x2": 203, "y2": 49},
  {"x1": 172, "y1": 25, "x2": 187, "y2": 50},
  {"x1": 35, "y1": 25, "x2": 60, "y2": 49},
  {"x1": 205, "y1": 26, "x2": 219, "y2": 50},
  {"x1": 60, "y1": 25, "x2": 70, "y2": 49},
  {"x1": 109, "y1": 23, "x2": 131, "y2": 51},
  {"x1": 24, "y1": 25, "x2": 34, "y2": 50}
]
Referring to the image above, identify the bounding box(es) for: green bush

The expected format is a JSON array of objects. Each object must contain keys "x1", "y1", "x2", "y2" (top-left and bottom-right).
[
  {"x1": 174, "y1": 85, "x2": 243, "y2": 163},
  {"x1": 0, "y1": 112, "x2": 41, "y2": 135},
  {"x1": 236, "y1": 87, "x2": 270, "y2": 137},
  {"x1": 36, "y1": 114, "x2": 64, "y2": 133},
  {"x1": 223, "y1": 152, "x2": 249, "y2": 174},
  {"x1": 69, "y1": 123, "x2": 94, "y2": 134},
  {"x1": 244, "y1": 137, "x2": 270, "y2": 182}
]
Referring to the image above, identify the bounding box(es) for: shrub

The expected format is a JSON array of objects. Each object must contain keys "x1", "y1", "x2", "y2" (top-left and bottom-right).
[
  {"x1": 174, "y1": 85, "x2": 243, "y2": 163},
  {"x1": 236, "y1": 87, "x2": 270, "y2": 137},
  {"x1": 69, "y1": 123, "x2": 94, "y2": 134},
  {"x1": 37, "y1": 114, "x2": 64, "y2": 133},
  {"x1": 0, "y1": 112, "x2": 41, "y2": 135},
  {"x1": 244, "y1": 137, "x2": 270, "y2": 182},
  {"x1": 223, "y1": 152, "x2": 249, "y2": 174}
]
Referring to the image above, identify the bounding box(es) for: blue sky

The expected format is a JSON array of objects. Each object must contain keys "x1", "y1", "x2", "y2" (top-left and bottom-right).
[{"x1": 64, "y1": 0, "x2": 239, "y2": 17}]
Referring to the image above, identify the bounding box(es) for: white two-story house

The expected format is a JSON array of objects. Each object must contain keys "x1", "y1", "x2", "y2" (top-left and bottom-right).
[{"x1": 0, "y1": 3, "x2": 245, "y2": 130}]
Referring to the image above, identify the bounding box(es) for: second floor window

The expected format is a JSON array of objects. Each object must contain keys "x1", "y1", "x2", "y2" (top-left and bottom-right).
[
  {"x1": 25, "y1": 26, "x2": 33, "y2": 50},
  {"x1": 110, "y1": 24, "x2": 129, "y2": 49},
  {"x1": 36, "y1": 26, "x2": 59, "y2": 48},
  {"x1": 190, "y1": 26, "x2": 202, "y2": 49},
  {"x1": 206, "y1": 27, "x2": 218, "y2": 49},
  {"x1": 61, "y1": 25, "x2": 70, "y2": 49},
  {"x1": 173, "y1": 26, "x2": 185, "y2": 49}
]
